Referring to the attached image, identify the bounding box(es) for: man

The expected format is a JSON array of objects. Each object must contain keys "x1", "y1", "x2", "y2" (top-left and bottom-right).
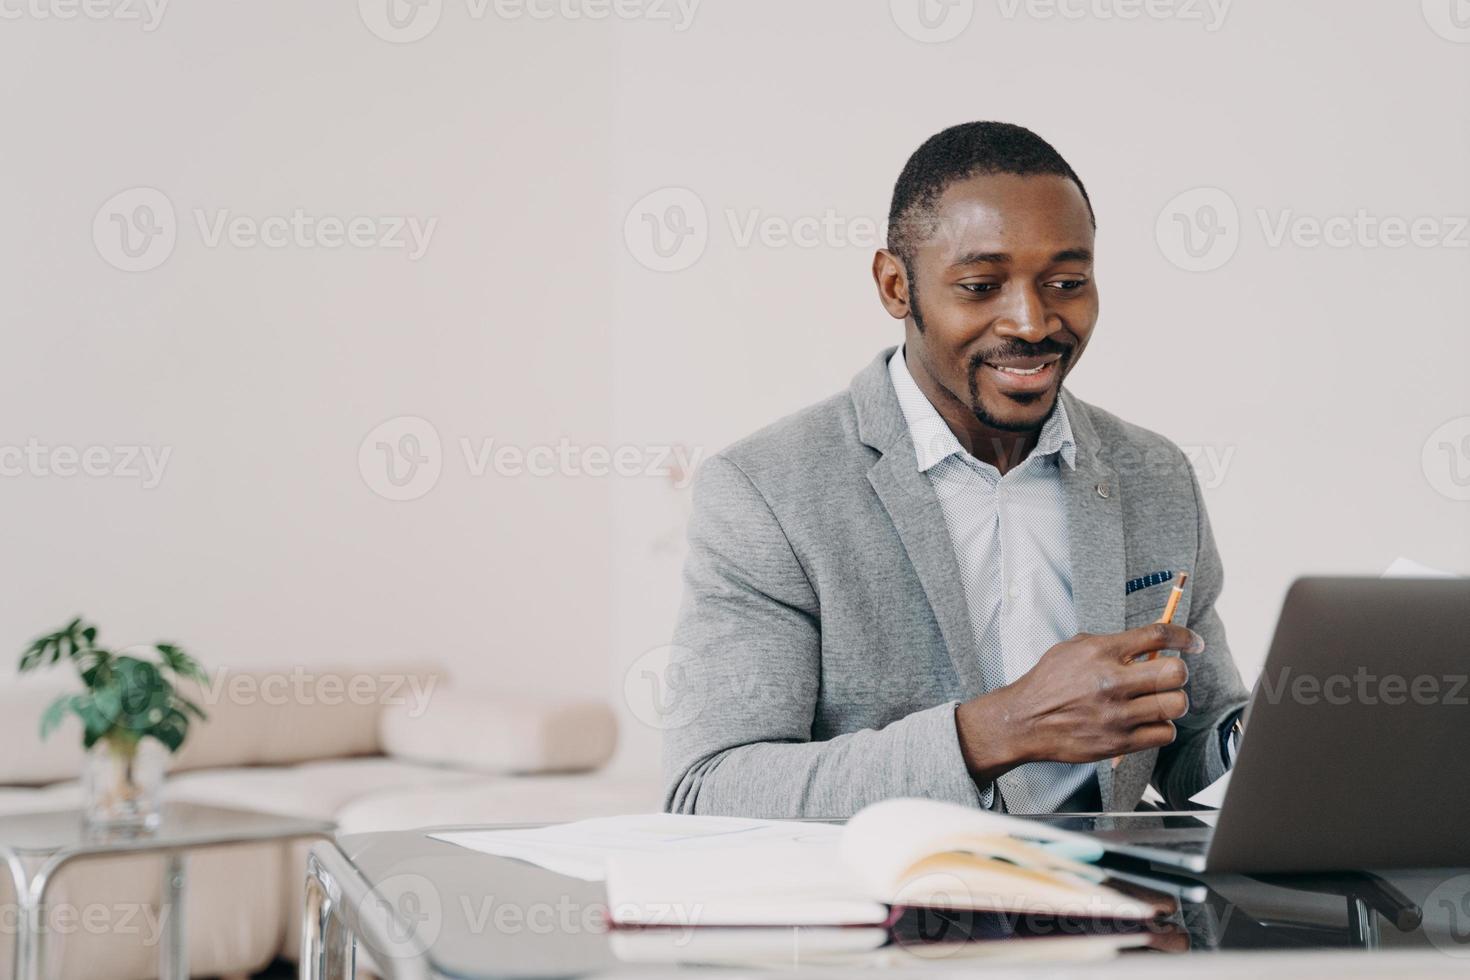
[{"x1": 663, "y1": 122, "x2": 1248, "y2": 818}]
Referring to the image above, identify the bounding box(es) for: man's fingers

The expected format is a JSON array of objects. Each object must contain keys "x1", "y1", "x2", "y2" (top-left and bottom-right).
[
  {"x1": 1124, "y1": 688, "x2": 1190, "y2": 724},
  {"x1": 1109, "y1": 656, "x2": 1189, "y2": 698},
  {"x1": 1127, "y1": 721, "x2": 1178, "y2": 752},
  {"x1": 1104, "y1": 623, "x2": 1204, "y2": 662}
]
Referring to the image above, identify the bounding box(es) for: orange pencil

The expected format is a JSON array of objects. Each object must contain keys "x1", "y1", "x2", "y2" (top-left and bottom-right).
[{"x1": 1112, "y1": 571, "x2": 1189, "y2": 768}]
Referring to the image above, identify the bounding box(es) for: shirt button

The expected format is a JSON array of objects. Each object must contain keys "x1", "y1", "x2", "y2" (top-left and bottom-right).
[{"x1": 1007, "y1": 582, "x2": 1021, "y2": 600}]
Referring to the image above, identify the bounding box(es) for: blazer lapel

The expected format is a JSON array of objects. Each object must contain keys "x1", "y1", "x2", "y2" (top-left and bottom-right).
[
  {"x1": 851, "y1": 349, "x2": 985, "y2": 697},
  {"x1": 867, "y1": 453, "x2": 986, "y2": 696},
  {"x1": 1059, "y1": 391, "x2": 1153, "y2": 810}
]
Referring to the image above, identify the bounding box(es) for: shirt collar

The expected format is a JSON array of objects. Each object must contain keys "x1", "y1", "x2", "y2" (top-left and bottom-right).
[{"x1": 887, "y1": 345, "x2": 1076, "y2": 473}]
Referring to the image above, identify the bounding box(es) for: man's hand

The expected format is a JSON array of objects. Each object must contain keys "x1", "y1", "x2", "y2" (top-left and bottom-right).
[{"x1": 954, "y1": 623, "x2": 1206, "y2": 782}]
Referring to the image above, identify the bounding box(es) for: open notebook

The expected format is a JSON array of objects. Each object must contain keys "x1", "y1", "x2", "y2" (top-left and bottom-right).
[{"x1": 605, "y1": 798, "x2": 1169, "y2": 928}]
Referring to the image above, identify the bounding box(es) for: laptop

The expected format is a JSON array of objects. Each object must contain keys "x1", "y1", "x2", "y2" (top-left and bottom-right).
[{"x1": 1093, "y1": 576, "x2": 1470, "y2": 874}]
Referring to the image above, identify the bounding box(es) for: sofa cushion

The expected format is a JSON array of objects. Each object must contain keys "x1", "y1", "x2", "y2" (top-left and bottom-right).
[
  {"x1": 169, "y1": 665, "x2": 444, "y2": 773},
  {"x1": 379, "y1": 689, "x2": 617, "y2": 775},
  {"x1": 165, "y1": 757, "x2": 484, "y2": 820},
  {"x1": 0, "y1": 667, "x2": 445, "y2": 786}
]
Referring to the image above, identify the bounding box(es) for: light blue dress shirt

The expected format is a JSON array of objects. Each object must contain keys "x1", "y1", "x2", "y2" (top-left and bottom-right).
[{"x1": 888, "y1": 347, "x2": 1096, "y2": 813}]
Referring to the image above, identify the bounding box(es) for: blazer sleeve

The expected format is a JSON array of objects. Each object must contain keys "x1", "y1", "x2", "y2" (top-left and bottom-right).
[
  {"x1": 1151, "y1": 452, "x2": 1251, "y2": 808},
  {"x1": 661, "y1": 455, "x2": 984, "y2": 818}
]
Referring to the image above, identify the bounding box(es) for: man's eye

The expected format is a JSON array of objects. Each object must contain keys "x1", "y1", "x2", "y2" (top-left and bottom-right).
[
  {"x1": 1048, "y1": 279, "x2": 1088, "y2": 291},
  {"x1": 959, "y1": 282, "x2": 1001, "y2": 294}
]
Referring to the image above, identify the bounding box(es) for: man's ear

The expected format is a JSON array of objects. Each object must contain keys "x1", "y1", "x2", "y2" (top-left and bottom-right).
[{"x1": 872, "y1": 249, "x2": 911, "y2": 321}]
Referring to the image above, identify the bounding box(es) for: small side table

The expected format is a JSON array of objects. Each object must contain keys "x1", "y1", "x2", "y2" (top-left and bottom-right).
[{"x1": 0, "y1": 801, "x2": 333, "y2": 980}]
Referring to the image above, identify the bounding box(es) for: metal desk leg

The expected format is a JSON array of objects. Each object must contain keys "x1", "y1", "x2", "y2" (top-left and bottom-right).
[
  {"x1": 4, "y1": 850, "x2": 37, "y2": 980},
  {"x1": 1348, "y1": 895, "x2": 1380, "y2": 948},
  {"x1": 302, "y1": 851, "x2": 355, "y2": 980},
  {"x1": 160, "y1": 853, "x2": 189, "y2": 980}
]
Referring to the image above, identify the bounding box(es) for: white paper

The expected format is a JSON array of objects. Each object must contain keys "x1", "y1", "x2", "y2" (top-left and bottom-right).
[
  {"x1": 1188, "y1": 770, "x2": 1231, "y2": 808},
  {"x1": 430, "y1": 813, "x2": 843, "y2": 882},
  {"x1": 1383, "y1": 556, "x2": 1458, "y2": 578}
]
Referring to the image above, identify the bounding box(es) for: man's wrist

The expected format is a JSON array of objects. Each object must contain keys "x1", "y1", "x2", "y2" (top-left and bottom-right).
[{"x1": 955, "y1": 690, "x2": 1030, "y2": 783}]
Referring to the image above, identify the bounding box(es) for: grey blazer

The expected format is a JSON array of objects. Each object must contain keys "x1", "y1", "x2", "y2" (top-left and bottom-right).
[{"x1": 663, "y1": 348, "x2": 1248, "y2": 817}]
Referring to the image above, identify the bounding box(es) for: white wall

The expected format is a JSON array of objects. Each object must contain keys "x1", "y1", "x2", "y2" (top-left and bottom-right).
[{"x1": 2, "y1": 2, "x2": 1465, "y2": 779}]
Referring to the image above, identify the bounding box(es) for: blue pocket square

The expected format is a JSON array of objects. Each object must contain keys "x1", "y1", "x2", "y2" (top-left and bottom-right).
[{"x1": 1125, "y1": 570, "x2": 1174, "y2": 596}]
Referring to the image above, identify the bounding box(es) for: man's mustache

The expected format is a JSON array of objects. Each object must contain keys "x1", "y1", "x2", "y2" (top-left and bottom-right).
[{"x1": 970, "y1": 338, "x2": 1074, "y2": 370}]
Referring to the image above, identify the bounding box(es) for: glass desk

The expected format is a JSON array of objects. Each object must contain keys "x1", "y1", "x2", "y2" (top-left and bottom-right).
[
  {"x1": 0, "y1": 802, "x2": 333, "y2": 980},
  {"x1": 302, "y1": 813, "x2": 1470, "y2": 979}
]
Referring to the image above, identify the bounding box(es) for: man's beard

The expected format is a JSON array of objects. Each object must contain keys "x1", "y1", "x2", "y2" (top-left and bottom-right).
[{"x1": 911, "y1": 292, "x2": 1070, "y2": 434}]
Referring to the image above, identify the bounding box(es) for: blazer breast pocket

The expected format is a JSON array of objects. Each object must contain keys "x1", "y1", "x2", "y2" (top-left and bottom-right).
[{"x1": 1123, "y1": 570, "x2": 1186, "y2": 628}]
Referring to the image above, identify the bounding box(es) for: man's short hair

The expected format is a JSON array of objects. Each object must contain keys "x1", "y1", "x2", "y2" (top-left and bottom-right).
[{"x1": 886, "y1": 121, "x2": 1095, "y2": 264}]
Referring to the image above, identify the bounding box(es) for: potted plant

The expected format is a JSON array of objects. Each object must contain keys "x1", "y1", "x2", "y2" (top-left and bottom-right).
[{"x1": 19, "y1": 618, "x2": 208, "y2": 830}]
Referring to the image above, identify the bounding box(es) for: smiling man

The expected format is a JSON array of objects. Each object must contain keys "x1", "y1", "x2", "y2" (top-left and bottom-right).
[{"x1": 663, "y1": 122, "x2": 1248, "y2": 817}]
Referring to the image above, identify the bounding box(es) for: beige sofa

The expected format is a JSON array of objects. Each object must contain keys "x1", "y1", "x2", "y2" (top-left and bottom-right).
[{"x1": 0, "y1": 669, "x2": 659, "y2": 979}]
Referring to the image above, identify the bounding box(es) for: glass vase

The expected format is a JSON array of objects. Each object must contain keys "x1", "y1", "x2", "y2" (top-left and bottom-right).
[{"x1": 83, "y1": 737, "x2": 164, "y2": 831}]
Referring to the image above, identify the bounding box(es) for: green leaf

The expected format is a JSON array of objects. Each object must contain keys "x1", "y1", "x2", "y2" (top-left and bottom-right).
[
  {"x1": 91, "y1": 686, "x2": 123, "y2": 723},
  {"x1": 156, "y1": 643, "x2": 207, "y2": 683},
  {"x1": 39, "y1": 694, "x2": 76, "y2": 740},
  {"x1": 73, "y1": 694, "x2": 112, "y2": 745}
]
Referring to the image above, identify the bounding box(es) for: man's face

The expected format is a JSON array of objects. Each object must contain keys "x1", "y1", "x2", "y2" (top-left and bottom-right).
[{"x1": 892, "y1": 173, "x2": 1099, "y2": 433}]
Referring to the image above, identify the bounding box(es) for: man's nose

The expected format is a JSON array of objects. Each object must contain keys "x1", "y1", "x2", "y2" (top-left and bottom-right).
[{"x1": 994, "y1": 286, "x2": 1057, "y2": 342}]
